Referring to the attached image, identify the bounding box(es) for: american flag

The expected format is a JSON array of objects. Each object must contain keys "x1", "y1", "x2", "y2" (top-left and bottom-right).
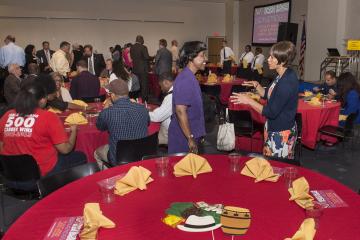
[{"x1": 299, "y1": 19, "x2": 306, "y2": 79}]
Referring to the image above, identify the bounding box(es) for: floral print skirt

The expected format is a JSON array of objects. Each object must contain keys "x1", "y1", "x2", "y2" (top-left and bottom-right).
[{"x1": 263, "y1": 122, "x2": 297, "y2": 159}]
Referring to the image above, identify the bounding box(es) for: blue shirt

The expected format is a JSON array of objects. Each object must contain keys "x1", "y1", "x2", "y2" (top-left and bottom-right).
[
  {"x1": 96, "y1": 97, "x2": 149, "y2": 164},
  {"x1": 168, "y1": 67, "x2": 205, "y2": 153},
  {"x1": 262, "y1": 68, "x2": 299, "y2": 132},
  {"x1": 340, "y1": 90, "x2": 360, "y2": 125},
  {"x1": 0, "y1": 42, "x2": 25, "y2": 68}
]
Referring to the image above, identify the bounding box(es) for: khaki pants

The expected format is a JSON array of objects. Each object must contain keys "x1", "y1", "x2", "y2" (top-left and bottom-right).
[
  {"x1": 158, "y1": 126, "x2": 168, "y2": 145},
  {"x1": 94, "y1": 144, "x2": 109, "y2": 170}
]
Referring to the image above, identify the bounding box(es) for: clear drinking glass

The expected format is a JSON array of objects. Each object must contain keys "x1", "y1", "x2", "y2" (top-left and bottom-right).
[
  {"x1": 228, "y1": 153, "x2": 241, "y2": 173},
  {"x1": 305, "y1": 201, "x2": 325, "y2": 229},
  {"x1": 284, "y1": 167, "x2": 298, "y2": 189},
  {"x1": 94, "y1": 98, "x2": 102, "y2": 111},
  {"x1": 155, "y1": 157, "x2": 169, "y2": 177},
  {"x1": 98, "y1": 178, "x2": 115, "y2": 204}
]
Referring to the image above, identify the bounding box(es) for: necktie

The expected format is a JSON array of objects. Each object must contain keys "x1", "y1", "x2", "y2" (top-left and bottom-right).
[
  {"x1": 223, "y1": 48, "x2": 226, "y2": 60},
  {"x1": 252, "y1": 56, "x2": 257, "y2": 69},
  {"x1": 88, "y1": 57, "x2": 95, "y2": 75}
]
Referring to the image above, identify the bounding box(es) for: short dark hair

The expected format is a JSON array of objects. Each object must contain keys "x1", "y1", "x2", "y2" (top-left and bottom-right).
[
  {"x1": 158, "y1": 72, "x2": 174, "y2": 82},
  {"x1": 255, "y1": 47, "x2": 263, "y2": 54},
  {"x1": 42, "y1": 41, "x2": 49, "y2": 46},
  {"x1": 76, "y1": 60, "x2": 88, "y2": 69},
  {"x1": 270, "y1": 41, "x2": 296, "y2": 67},
  {"x1": 325, "y1": 70, "x2": 336, "y2": 79},
  {"x1": 245, "y1": 45, "x2": 252, "y2": 51},
  {"x1": 24, "y1": 44, "x2": 35, "y2": 56},
  {"x1": 15, "y1": 83, "x2": 47, "y2": 116},
  {"x1": 28, "y1": 63, "x2": 39, "y2": 75},
  {"x1": 178, "y1": 41, "x2": 207, "y2": 68},
  {"x1": 60, "y1": 41, "x2": 70, "y2": 48},
  {"x1": 34, "y1": 74, "x2": 57, "y2": 95},
  {"x1": 222, "y1": 40, "x2": 228, "y2": 44},
  {"x1": 136, "y1": 35, "x2": 144, "y2": 44},
  {"x1": 159, "y1": 39, "x2": 167, "y2": 47},
  {"x1": 337, "y1": 72, "x2": 360, "y2": 107},
  {"x1": 83, "y1": 44, "x2": 93, "y2": 51},
  {"x1": 5, "y1": 35, "x2": 15, "y2": 42}
]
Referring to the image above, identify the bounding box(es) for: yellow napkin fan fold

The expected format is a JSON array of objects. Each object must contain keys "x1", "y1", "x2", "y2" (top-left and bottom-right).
[
  {"x1": 48, "y1": 107, "x2": 62, "y2": 114},
  {"x1": 79, "y1": 203, "x2": 115, "y2": 240},
  {"x1": 173, "y1": 153, "x2": 212, "y2": 178},
  {"x1": 72, "y1": 99, "x2": 88, "y2": 107},
  {"x1": 114, "y1": 166, "x2": 154, "y2": 196},
  {"x1": 65, "y1": 112, "x2": 88, "y2": 125},
  {"x1": 240, "y1": 157, "x2": 280, "y2": 182},
  {"x1": 287, "y1": 218, "x2": 316, "y2": 240},
  {"x1": 288, "y1": 177, "x2": 314, "y2": 208}
]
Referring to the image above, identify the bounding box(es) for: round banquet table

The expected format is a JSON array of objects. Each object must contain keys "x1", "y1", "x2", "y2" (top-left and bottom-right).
[
  {"x1": 4, "y1": 155, "x2": 360, "y2": 240},
  {"x1": 148, "y1": 72, "x2": 162, "y2": 98},
  {"x1": 206, "y1": 64, "x2": 238, "y2": 76},
  {"x1": 228, "y1": 99, "x2": 341, "y2": 149},
  {"x1": 58, "y1": 103, "x2": 160, "y2": 162},
  {"x1": 200, "y1": 77, "x2": 245, "y2": 104}
]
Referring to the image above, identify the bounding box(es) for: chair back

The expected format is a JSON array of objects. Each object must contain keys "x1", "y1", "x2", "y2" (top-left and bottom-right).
[
  {"x1": 141, "y1": 152, "x2": 188, "y2": 160},
  {"x1": 0, "y1": 155, "x2": 40, "y2": 182},
  {"x1": 116, "y1": 132, "x2": 159, "y2": 165},
  {"x1": 295, "y1": 113, "x2": 302, "y2": 139},
  {"x1": 230, "y1": 84, "x2": 248, "y2": 93},
  {"x1": 228, "y1": 110, "x2": 254, "y2": 135},
  {"x1": 247, "y1": 153, "x2": 301, "y2": 166},
  {"x1": 37, "y1": 163, "x2": 99, "y2": 198},
  {"x1": 81, "y1": 95, "x2": 106, "y2": 103},
  {"x1": 344, "y1": 111, "x2": 358, "y2": 136}
]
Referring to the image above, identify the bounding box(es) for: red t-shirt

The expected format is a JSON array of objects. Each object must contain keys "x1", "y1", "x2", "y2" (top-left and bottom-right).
[{"x1": 0, "y1": 108, "x2": 68, "y2": 176}]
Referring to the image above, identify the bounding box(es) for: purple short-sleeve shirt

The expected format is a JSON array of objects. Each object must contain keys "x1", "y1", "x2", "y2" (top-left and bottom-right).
[{"x1": 168, "y1": 67, "x2": 205, "y2": 153}]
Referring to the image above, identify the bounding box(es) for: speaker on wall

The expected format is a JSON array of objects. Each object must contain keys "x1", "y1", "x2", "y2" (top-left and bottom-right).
[{"x1": 277, "y1": 22, "x2": 298, "y2": 45}]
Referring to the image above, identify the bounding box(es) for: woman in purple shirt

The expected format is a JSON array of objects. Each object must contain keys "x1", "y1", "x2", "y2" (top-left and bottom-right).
[{"x1": 168, "y1": 41, "x2": 207, "y2": 154}]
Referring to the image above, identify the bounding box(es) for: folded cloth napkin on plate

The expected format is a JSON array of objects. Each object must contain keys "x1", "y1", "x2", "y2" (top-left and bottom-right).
[
  {"x1": 286, "y1": 218, "x2": 316, "y2": 240},
  {"x1": 240, "y1": 157, "x2": 280, "y2": 183},
  {"x1": 79, "y1": 203, "x2": 115, "y2": 240},
  {"x1": 48, "y1": 107, "x2": 62, "y2": 114},
  {"x1": 173, "y1": 153, "x2": 212, "y2": 178},
  {"x1": 114, "y1": 166, "x2": 154, "y2": 196},
  {"x1": 65, "y1": 112, "x2": 88, "y2": 125},
  {"x1": 339, "y1": 114, "x2": 348, "y2": 121},
  {"x1": 308, "y1": 97, "x2": 321, "y2": 106},
  {"x1": 72, "y1": 99, "x2": 88, "y2": 107},
  {"x1": 288, "y1": 177, "x2": 314, "y2": 208}
]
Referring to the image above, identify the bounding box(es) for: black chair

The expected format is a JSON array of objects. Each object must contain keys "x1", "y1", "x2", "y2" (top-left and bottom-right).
[
  {"x1": 0, "y1": 155, "x2": 41, "y2": 193},
  {"x1": 141, "y1": 152, "x2": 188, "y2": 160},
  {"x1": 81, "y1": 94, "x2": 106, "y2": 103},
  {"x1": 295, "y1": 113, "x2": 303, "y2": 160},
  {"x1": 230, "y1": 84, "x2": 248, "y2": 94},
  {"x1": 101, "y1": 132, "x2": 159, "y2": 168},
  {"x1": 37, "y1": 163, "x2": 100, "y2": 198},
  {"x1": 319, "y1": 111, "x2": 358, "y2": 149},
  {"x1": 247, "y1": 153, "x2": 301, "y2": 166},
  {"x1": 229, "y1": 110, "x2": 261, "y2": 151}
]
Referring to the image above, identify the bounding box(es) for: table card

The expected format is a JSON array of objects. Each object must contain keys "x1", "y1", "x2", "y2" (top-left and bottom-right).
[
  {"x1": 44, "y1": 216, "x2": 83, "y2": 240},
  {"x1": 310, "y1": 190, "x2": 348, "y2": 208}
]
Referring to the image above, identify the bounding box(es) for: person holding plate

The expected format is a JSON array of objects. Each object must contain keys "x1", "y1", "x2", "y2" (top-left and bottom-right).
[{"x1": 231, "y1": 41, "x2": 299, "y2": 159}]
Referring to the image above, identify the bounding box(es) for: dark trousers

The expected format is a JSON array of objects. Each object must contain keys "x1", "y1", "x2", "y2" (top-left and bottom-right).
[
  {"x1": 222, "y1": 60, "x2": 232, "y2": 75},
  {"x1": 134, "y1": 71, "x2": 149, "y2": 101},
  {"x1": 5, "y1": 151, "x2": 87, "y2": 191}
]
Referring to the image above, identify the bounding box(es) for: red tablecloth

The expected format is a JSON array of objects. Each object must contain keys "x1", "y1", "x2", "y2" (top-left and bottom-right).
[
  {"x1": 148, "y1": 73, "x2": 162, "y2": 98},
  {"x1": 206, "y1": 65, "x2": 238, "y2": 76},
  {"x1": 228, "y1": 100, "x2": 341, "y2": 150},
  {"x1": 201, "y1": 77, "x2": 245, "y2": 104},
  {"x1": 4, "y1": 155, "x2": 360, "y2": 240},
  {"x1": 58, "y1": 103, "x2": 160, "y2": 162}
]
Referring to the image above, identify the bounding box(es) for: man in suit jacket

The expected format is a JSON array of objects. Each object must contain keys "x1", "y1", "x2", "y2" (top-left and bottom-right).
[
  {"x1": 36, "y1": 41, "x2": 54, "y2": 72},
  {"x1": 154, "y1": 39, "x2": 172, "y2": 76},
  {"x1": 130, "y1": 35, "x2": 150, "y2": 101},
  {"x1": 4, "y1": 64, "x2": 22, "y2": 106},
  {"x1": 82, "y1": 44, "x2": 105, "y2": 77}
]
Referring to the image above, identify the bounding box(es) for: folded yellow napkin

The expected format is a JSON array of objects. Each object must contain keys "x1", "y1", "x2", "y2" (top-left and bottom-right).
[
  {"x1": 287, "y1": 218, "x2": 316, "y2": 240},
  {"x1": 255, "y1": 64, "x2": 263, "y2": 74},
  {"x1": 114, "y1": 166, "x2": 154, "y2": 196},
  {"x1": 65, "y1": 112, "x2": 88, "y2": 125},
  {"x1": 288, "y1": 177, "x2": 314, "y2": 208},
  {"x1": 304, "y1": 91, "x2": 313, "y2": 97},
  {"x1": 48, "y1": 107, "x2": 62, "y2": 114},
  {"x1": 339, "y1": 114, "x2": 348, "y2": 121},
  {"x1": 242, "y1": 60, "x2": 248, "y2": 69},
  {"x1": 79, "y1": 203, "x2": 115, "y2": 240},
  {"x1": 72, "y1": 99, "x2": 88, "y2": 107},
  {"x1": 241, "y1": 157, "x2": 280, "y2": 182},
  {"x1": 222, "y1": 74, "x2": 232, "y2": 83},
  {"x1": 173, "y1": 153, "x2": 212, "y2": 178},
  {"x1": 308, "y1": 97, "x2": 321, "y2": 106},
  {"x1": 207, "y1": 73, "x2": 218, "y2": 83}
]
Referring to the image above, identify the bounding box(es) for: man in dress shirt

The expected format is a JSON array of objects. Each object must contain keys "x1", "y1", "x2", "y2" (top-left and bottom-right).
[
  {"x1": 70, "y1": 60, "x2": 100, "y2": 100},
  {"x1": 50, "y1": 41, "x2": 71, "y2": 77},
  {"x1": 3, "y1": 63, "x2": 22, "y2": 106},
  {"x1": 149, "y1": 72, "x2": 173, "y2": 145},
  {"x1": 36, "y1": 41, "x2": 54, "y2": 72},
  {"x1": 220, "y1": 40, "x2": 235, "y2": 75},
  {"x1": 0, "y1": 35, "x2": 25, "y2": 69},
  {"x1": 251, "y1": 47, "x2": 265, "y2": 81},
  {"x1": 154, "y1": 39, "x2": 172, "y2": 76},
  {"x1": 95, "y1": 79, "x2": 149, "y2": 167},
  {"x1": 82, "y1": 44, "x2": 106, "y2": 77},
  {"x1": 238, "y1": 45, "x2": 254, "y2": 79},
  {"x1": 171, "y1": 40, "x2": 179, "y2": 73}
]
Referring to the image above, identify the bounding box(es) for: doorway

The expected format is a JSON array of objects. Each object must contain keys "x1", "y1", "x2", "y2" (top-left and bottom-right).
[{"x1": 207, "y1": 36, "x2": 225, "y2": 64}]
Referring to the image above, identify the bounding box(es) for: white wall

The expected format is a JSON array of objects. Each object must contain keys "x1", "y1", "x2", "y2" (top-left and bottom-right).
[{"x1": 0, "y1": 0, "x2": 225, "y2": 58}]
